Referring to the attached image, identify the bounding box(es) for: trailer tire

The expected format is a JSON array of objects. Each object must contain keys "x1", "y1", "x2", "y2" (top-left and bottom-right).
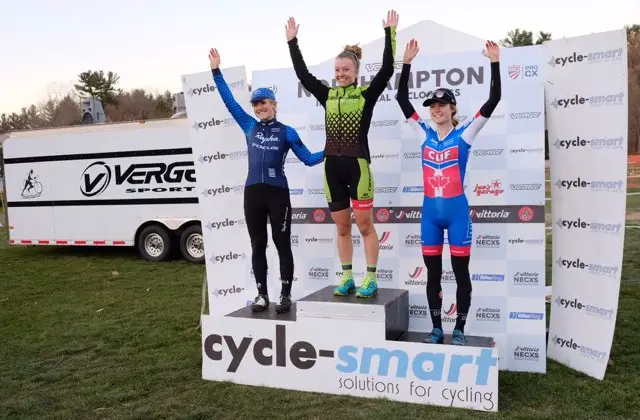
[
  {"x1": 138, "y1": 225, "x2": 172, "y2": 262},
  {"x1": 179, "y1": 225, "x2": 205, "y2": 264}
]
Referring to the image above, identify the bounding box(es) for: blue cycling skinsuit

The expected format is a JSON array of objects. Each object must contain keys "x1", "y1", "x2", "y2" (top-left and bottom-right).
[
  {"x1": 211, "y1": 67, "x2": 324, "y2": 311},
  {"x1": 396, "y1": 59, "x2": 501, "y2": 344}
]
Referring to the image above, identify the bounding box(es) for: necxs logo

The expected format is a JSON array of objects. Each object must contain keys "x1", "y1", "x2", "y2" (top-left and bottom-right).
[
  {"x1": 203, "y1": 324, "x2": 498, "y2": 386},
  {"x1": 550, "y1": 93, "x2": 624, "y2": 109}
]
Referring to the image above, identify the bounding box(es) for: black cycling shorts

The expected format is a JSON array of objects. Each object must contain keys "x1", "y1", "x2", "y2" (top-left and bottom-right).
[{"x1": 323, "y1": 156, "x2": 374, "y2": 212}]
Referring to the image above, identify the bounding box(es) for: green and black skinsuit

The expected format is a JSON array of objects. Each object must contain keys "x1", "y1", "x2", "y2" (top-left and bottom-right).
[{"x1": 287, "y1": 26, "x2": 397, "y2": 212}]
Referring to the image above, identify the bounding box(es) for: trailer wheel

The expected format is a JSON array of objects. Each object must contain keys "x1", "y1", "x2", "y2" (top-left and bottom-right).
[
  {"x1": 138, "y1": 225, "x2": 172, "y2": 262},
  {"x1": 180, "y1": 225, "x2": 205, "y2": 264}
]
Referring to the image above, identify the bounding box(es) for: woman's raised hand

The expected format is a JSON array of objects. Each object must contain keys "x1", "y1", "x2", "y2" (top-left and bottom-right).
[
  {"x1": 209, "y1": 48, "x2": 221, "y2": 69},
  {"x1": 285, "y1": 17, "x2": 299, "y2": 41},
  {"x1": 383, "y1": 9, "x2": 399, "y2": 29},
  {"x1": 482, "y1": 40, "x2": 500, "y2": 62},
  {"x1": 403, "y1": 39, "x2": 419, "y2": 64}
]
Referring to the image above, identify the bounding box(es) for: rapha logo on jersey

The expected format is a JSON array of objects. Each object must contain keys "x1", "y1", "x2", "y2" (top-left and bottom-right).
[
  {"x1": 507, "y1": 64, "x2": 539, "y2": 79},
  {"x1": 80, "y1": 161, "x2": 196, "y2": 197},
  {"x1": 552, "y1": 135, "x2": 625, "y2": 151},
  {"x1": 210, "y1": 251, "x2": 247, "y2": 264},
  {"x1": 547, "y1": 48, "x2": 624, "y2": 68},
  {"x1": 550, "y1": 93, "x2": 625, "y2": 109},
  {"x1": 206, "y1": 218, "x2": 245, "y2": 230},
  {"x1": 550, "y1": 334, "x2": 608, "y2": 363},
  {"x1": 473, "y1": 180, "x2": 504, "y2": 197},
  {"x1": 554, "y1": 296, "x2": 615, "y2": 321},
  {"x1": 473, "y1": 149, "x2": 503, "y2": 156},
  {"x1": 202, "y1": 184, "x2": 244, "y2": 197},
  {"x1": 554, "y1": 177, "x2": 624, "y2": 193},
  {"x1": 20, "y1": 169, "x2": 44, "y2": 199},
  {"x1": 509, "y1": 112, "x2": 541, "y2": 119},
  {"x1": 555, "y1": 217, "x2": 623, "y2": 234},
  {"x1": 555, "y1": 256, "x2": 620, "y2": 277},
  {"x1": 198, "y1": 151, "x2": 246, "y2": 163},
  {"x1": 193, "y1": 117, "x2": 236, "y2": 130},
  {"x1": 212, "y1": 285, "x2": 245, "y2": 297}
]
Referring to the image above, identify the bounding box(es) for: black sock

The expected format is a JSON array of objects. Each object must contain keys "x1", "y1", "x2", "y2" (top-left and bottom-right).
[
  {"x1": 280, "y1": 279, "x2": 292, "y2": 297},
  {"x1": 423, "y1": 255, "x2": 443, "y2": 331},
  {"x1": 451, "y1": 255, "x2": 472, "y2": 332}
]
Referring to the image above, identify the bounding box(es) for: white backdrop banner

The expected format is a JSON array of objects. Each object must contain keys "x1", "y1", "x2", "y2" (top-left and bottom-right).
[
  {"x1": 545, "y1": 29, "x2": 628, "y2": 380},
  {"x1": 252, "y1": 46, "x2": 547, "y2": 373},
  {"x1": 183, "y1": 46, "x2": 547, "y2": 374},
  {"x1": 181, "y1": 66, "x2": 261, "y2": 316}
]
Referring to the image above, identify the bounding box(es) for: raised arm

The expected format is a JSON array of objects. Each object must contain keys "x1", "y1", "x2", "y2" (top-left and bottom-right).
[
  {"x1": 286, "y1": 126, "x2": 324, "y2": 167},
  {"x1": 286, "y1": 17, "x2": 330, "y2": 106},
  {"x1": 461, "y1": 41, "x2": 502, "y2": 145},
  {"x1": 209, "y1": 48, "x2": 256, "y2": 134},
  {"x1": 364, "y1": 10, "x2": 399, "y2": 100},
  {"x1": 396, "y1": 39, "x2": 429, "y2": 137}
]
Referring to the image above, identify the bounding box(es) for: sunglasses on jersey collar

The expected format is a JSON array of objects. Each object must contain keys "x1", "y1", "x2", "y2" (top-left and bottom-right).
[{"x1": 422, "y1": 88, "x2": 457, "y2": 107}]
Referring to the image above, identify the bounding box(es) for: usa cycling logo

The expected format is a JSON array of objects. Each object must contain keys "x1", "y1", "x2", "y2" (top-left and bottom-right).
[
  {"x1": 547, "y1": 48, "x2": 624, "y2": 67},
  {"x1": 554, "y1": 177, "x2": 624, "y2": 193},
  {"x1": 508, "y1": 64, "x2": 539, "y2": 80}
]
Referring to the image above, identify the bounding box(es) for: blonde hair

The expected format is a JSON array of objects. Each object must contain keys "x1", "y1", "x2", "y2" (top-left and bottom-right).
[
  {"x1": 336, "y1": 44, "x2": 362, "y2": 72},
  {"x1": 451, "y1": 105, "x2": 460, "y2": 127}
]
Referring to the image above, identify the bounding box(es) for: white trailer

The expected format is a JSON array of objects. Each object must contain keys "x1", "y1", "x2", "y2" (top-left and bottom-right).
[{"x1": 0, "y1": 118, "x2": 205, "y2": 263}]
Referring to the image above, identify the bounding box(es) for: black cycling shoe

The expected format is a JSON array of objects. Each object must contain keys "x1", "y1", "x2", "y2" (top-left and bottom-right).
[
  {"x1": 251, "y1": 294, "x2": 270, "y2": 312},
  {"x1": 275, "y1": 295, "x2": 292, "y2": 313}
]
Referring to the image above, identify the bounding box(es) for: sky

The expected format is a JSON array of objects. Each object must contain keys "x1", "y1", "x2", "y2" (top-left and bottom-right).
[{"x1": 1, "y1": 0, "x2": 638, "y2": 115}]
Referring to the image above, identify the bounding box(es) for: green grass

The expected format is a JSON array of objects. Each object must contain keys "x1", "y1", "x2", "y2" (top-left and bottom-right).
[{"x1": 1, "y1": 198, "x2": 640, "y2": 419}]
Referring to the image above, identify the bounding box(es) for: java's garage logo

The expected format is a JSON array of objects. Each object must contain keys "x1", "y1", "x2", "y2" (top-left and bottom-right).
[{"x1": 473, "y1": 180, "x2": 504, "y2": 197}]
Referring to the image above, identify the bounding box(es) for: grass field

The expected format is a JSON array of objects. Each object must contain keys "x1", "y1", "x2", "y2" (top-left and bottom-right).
[{"x1": 1, "y1": 162, "x2": 640, "y2": 419}]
